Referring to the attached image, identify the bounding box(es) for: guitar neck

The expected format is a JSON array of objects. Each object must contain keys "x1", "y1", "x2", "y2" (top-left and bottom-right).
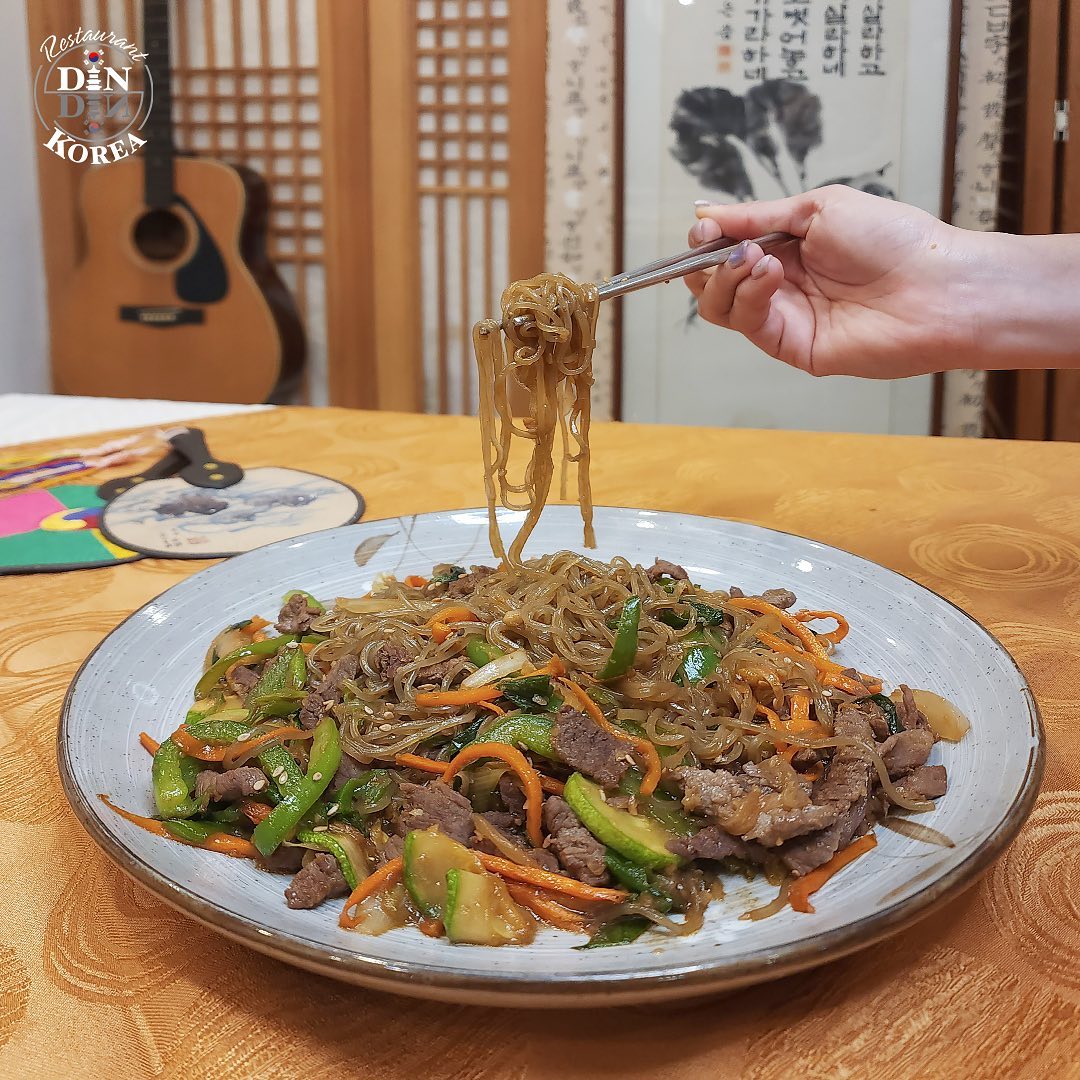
[{"x1": 142, "y1": 0, "x2": 175, "y2": 208}]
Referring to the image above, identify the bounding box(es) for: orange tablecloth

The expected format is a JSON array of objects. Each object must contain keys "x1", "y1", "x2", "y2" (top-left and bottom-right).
[{"x1": 2, "y1": 407, "x2": 1078, "y2": 1078}]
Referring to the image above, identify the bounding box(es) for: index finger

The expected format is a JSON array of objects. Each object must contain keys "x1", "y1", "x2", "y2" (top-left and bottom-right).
[{"x1": 694, "y1": 189, "x2": 828, "y2": 241}]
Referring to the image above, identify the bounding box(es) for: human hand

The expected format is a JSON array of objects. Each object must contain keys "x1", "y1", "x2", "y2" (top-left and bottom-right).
[{"x1": 686, "y1": 185, "x2": 970, "y2": 378}]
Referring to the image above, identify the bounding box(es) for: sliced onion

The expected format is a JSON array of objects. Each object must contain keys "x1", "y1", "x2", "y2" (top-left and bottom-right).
[
  {"x1": 328, "y1": 822, "x2": 373, "y2": 870},
  {"x1": 347, "y1": 882, "x2": 412, "y2": 935},
  {"x1": 880, "y1": 815, "x2": 955, "y2": 848},
  {"x1": 461, "y1": 648, "x2": 528, "y2": 689},
  {"x1": 902, "y1": 689, "x2": 970, "y2": 742},
  {"x1": 471, "y1": 813, "x2": 538, "y2": 867}
]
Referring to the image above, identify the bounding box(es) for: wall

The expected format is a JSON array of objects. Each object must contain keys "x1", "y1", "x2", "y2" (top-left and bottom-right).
[{"x1": 1, "y1": 4, "x2": 49, "y2": 394}]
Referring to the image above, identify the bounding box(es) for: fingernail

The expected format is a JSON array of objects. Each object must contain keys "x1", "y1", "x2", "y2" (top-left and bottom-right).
[
  {"x1": 693, "y1": 199, "x2": 715, "y2": 207},
  {"x1": 690, "y1": 217, "x2": 722, "y2": 245},
  {"x1": 727, "y1": 239, "x2": 750, "y2": 269},
  {"x1": 751, "y1": 254, "x2": 776, "y2": 278}
]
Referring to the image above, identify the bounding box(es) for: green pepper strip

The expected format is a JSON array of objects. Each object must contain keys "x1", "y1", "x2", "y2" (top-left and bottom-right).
[
  {"x1": 856, "y1": 693, "x2": 902, "y2": 735},
  {"x1": 282, "y1": 589, "x2": 326, "y2": 614},
  {"x1": 444, "y1": 716, "x2": 485, "y2": 758},
  {"x1": 162, "y1": 818, "x2": 248, "y2": 843},
  {"x1": 292, "y1": 829, "x2": 359, "y2": 889},
  {"x1": 579, "y1": 916, "x2": 652, "y2": 949},
  {"x1": 676, "y1": 629, "x2": 726, "y2": 686},
  {"x1": 604, "y1": 848, "x2": 649, "y2": 892},
  {"x1": 151, "y1": 739, "x2": 201, "y2": 819},
  {"x1": 604, "y1": 850, "x2": 677, "y2": 912},
  {"x1": 598, "y1": 596, "x2": 641, "y2": 680},
  {"x1": 332, "y1": 770, "x2": 394, "y2": 815},
  {"x1": 498, "y1": 674, "x2": 554, "y2": 711},
  {"x1": 619, "y1": 769, "x2": 699, "y2": 837},
  {"x1": 465, "y1": 638, "x2": 504, "y2": 667},
  {"x1": 253, "y1": 715, "x2": 340, "y2": 856},
  {"x1": 194, "y1": 635, "x2": 299, "y2": 699},
  {"x1": 479, "y1": 712, "x2": 557, "y2": 759},
  {"x1": 186, "y1": 717, "x2": 304, "y2": 798}
]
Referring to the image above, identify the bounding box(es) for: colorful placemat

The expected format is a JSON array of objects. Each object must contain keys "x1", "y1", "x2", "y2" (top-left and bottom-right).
[{"x1": 0, "y1": 483, "x2": 141, "y2": 574}]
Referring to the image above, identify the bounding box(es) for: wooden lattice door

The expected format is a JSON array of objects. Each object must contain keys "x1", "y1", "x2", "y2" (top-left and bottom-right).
[
  {"x1": 366, "y1": 0, "x2": 547, "y2": 414},
  {"x1": 29, "y1": 0, "x2": 547, "y2": 412}
]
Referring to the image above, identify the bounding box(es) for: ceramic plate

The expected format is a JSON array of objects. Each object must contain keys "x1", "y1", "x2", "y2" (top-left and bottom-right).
[{"x1": 59, "y1": 507, "x2": 1043, "y2": 1007}]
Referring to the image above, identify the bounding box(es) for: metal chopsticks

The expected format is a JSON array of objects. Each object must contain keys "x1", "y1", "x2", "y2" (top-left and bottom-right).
[
  {"x1": 503, "y1": 231, "x2": 796, "y2": 332},
  {"x1": 596, "y1": 231, "x2": 796, "y2": 301}
]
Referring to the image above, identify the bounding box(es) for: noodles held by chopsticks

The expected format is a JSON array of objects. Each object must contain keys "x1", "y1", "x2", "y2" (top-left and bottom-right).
[{"x1": 473, "y1": 273, "x2": 599, "y2": 564}]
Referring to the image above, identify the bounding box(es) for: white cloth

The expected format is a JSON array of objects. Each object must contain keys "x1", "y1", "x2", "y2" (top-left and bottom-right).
[{"x1": 0, "y1": 394, "x2": 272, "y2": 448}]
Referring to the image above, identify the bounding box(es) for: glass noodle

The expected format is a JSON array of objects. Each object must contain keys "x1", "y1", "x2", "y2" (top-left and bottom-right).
[{"x1": 473, "y1": 273, "x2": 599, "y2": 564}]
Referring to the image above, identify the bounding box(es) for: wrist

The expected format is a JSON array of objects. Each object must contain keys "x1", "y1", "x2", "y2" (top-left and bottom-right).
[{"x1": 951, "y1": 230, "x2": 1080, "y2": 371}]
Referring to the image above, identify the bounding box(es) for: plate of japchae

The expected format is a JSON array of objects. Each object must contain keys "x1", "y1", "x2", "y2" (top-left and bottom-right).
[{"x1": 59, "y1": 504, "x2": 1042, "y2": 1007}]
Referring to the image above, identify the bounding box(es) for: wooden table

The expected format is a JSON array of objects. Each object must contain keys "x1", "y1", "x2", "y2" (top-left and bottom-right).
[{"x1": 2, "y1": 406, "x2": 1079, "y2": 1079}]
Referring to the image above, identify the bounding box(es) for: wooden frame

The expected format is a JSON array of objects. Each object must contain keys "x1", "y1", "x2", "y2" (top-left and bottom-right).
[
  {"x1": 318, "y1": 0, "x2": 382, "y2": 409},
  {"x1": 1012, "y1": 0, "x2": 1062, "y2": 439},
  {"x1": 1051, "y1": 0, "x2": 1080, "y2": 439},
  {"x1": 27, "y1": 0, "x2": 87, "y2": 379}
]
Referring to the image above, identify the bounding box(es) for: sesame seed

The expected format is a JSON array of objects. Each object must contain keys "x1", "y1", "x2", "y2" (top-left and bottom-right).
[
  {"x1": 382, "y1": 710, "x2": 395, "y2": 721},
  {"x1": 410, "y1": 808, "x2": 425, "y2": 817},
  {"x1": 327, "y1": 803, "x2": 339, "y2": 816},
  {"x1": 312, "y1": 825, "x2": 329, "y2": 833},
  {"x1": 312, "y1": 772, "x2": 323, "y2": 782},
  {"x1": 598, "y1": 789, "x2": 607, "y2": 803},
  {"x1": 822, "y1": 689, "x2": 833, "y2": 698},
  {"x1": 379, "y1": 724, "x2": 393, "y2": 732},
  {"x1": 364, "y1": 706, "x2": 375, "y2": 716},
  {"x1": 252, "y1": 779, "x2": 266, "y2": 791}
]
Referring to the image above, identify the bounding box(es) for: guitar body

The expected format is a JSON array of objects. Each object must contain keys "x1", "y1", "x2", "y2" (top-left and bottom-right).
[{"x1": 53, "y1": 155, "x2": 304, "y2": 403}]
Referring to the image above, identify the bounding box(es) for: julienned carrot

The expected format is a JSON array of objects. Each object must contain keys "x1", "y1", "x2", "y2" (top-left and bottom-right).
[
  {"x1": 559, "y1": 678, "x2": 662, "y2": 797},
  {"x1": 300, "y1": 642, "x2": 316, "y2": 655},
  {"x1": 823, "y1": 671, "x2": 880, "y2": 697},
  {"x1": 394, "y1": 752, "x2": 447, "y2": 775},
  {"x1": 170, "y1": 727, "x2": 227, "y2": 762},
  {"x1": 340, "y1": 857, "x2": 404, "y2": 928},
  {"x1": 97, "y1": 795, "x2": 259, "y2": 860},
  {"x1": 477, "y1": 854, "x2": 628, "y2": 903},
  {"x1": 394, "y1": 750, "x2": 566, "y2": 795},
  {"x1": 139, "y1": 732, "x2": 161, "y2": 756},
  {"x1": 426, "y1": 606, "x2": 476, "y2": 644},
  {"x1": 248, "y1": 616, "x2": 271, "y2": 632},
  {"x1": 530, "y1": 656, "x2": 566, "y2": 678},
  {"x1": 479, "y1": 700, "x2": 506, "y2": 716},
  {"x1": 795, "y1": 609, "x2": 849, "y2": 644},
  {"x1": 414, "y1": 685, "x2": 502, "y2": 708},
  {"x1": 200, "y1": 833, "x2": 261, "y2": 859},
  {"x1": 789, "y1": 832, "x2": 878, "y2": 914},
  {"x1": 757, "y1": 626, "x2": 882, "y2": 694},
  {"x1": 220, "y1": 724, "x2": 313, "y2": 770},
  {"x1": 729, "y1": 596, "x2": 831, "y2": 656},
  {"x1": 757, "y1": 631, "x2": 844, "y2": 678},
  {"x1": 443, "y1": 742, "x2": 543, "y2": 847},
  {"x1": 239, "y1": 799, "x2": 273, "y2": 825},
  {"x1": 755, "y1": 702, "x2": 781, "y2": 727},
  {"x1": 788, "y1": 691, "x2": 812, "y2": 732},
  {"x1": 404, "y1": 575, "x2": 429, "y2": 589},
  {"x1": 539, "y1": 775, "x2": 565, "y2": 795},
  {"x1": 505, "y1": 882, "x2": 588, "y2": 932},
  {"x1": 418, "y1": 917, "x2": 444, "y2": 937}
]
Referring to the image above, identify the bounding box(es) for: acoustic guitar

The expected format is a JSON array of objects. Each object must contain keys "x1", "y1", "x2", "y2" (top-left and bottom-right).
[{"x1": 52, "y1": 0, "x2": 304, "y2": 403}]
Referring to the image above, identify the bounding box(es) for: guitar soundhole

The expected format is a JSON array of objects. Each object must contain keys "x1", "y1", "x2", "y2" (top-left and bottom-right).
[{"x1": 132, "y1": 208, "x2": 189, "y2": 262}]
